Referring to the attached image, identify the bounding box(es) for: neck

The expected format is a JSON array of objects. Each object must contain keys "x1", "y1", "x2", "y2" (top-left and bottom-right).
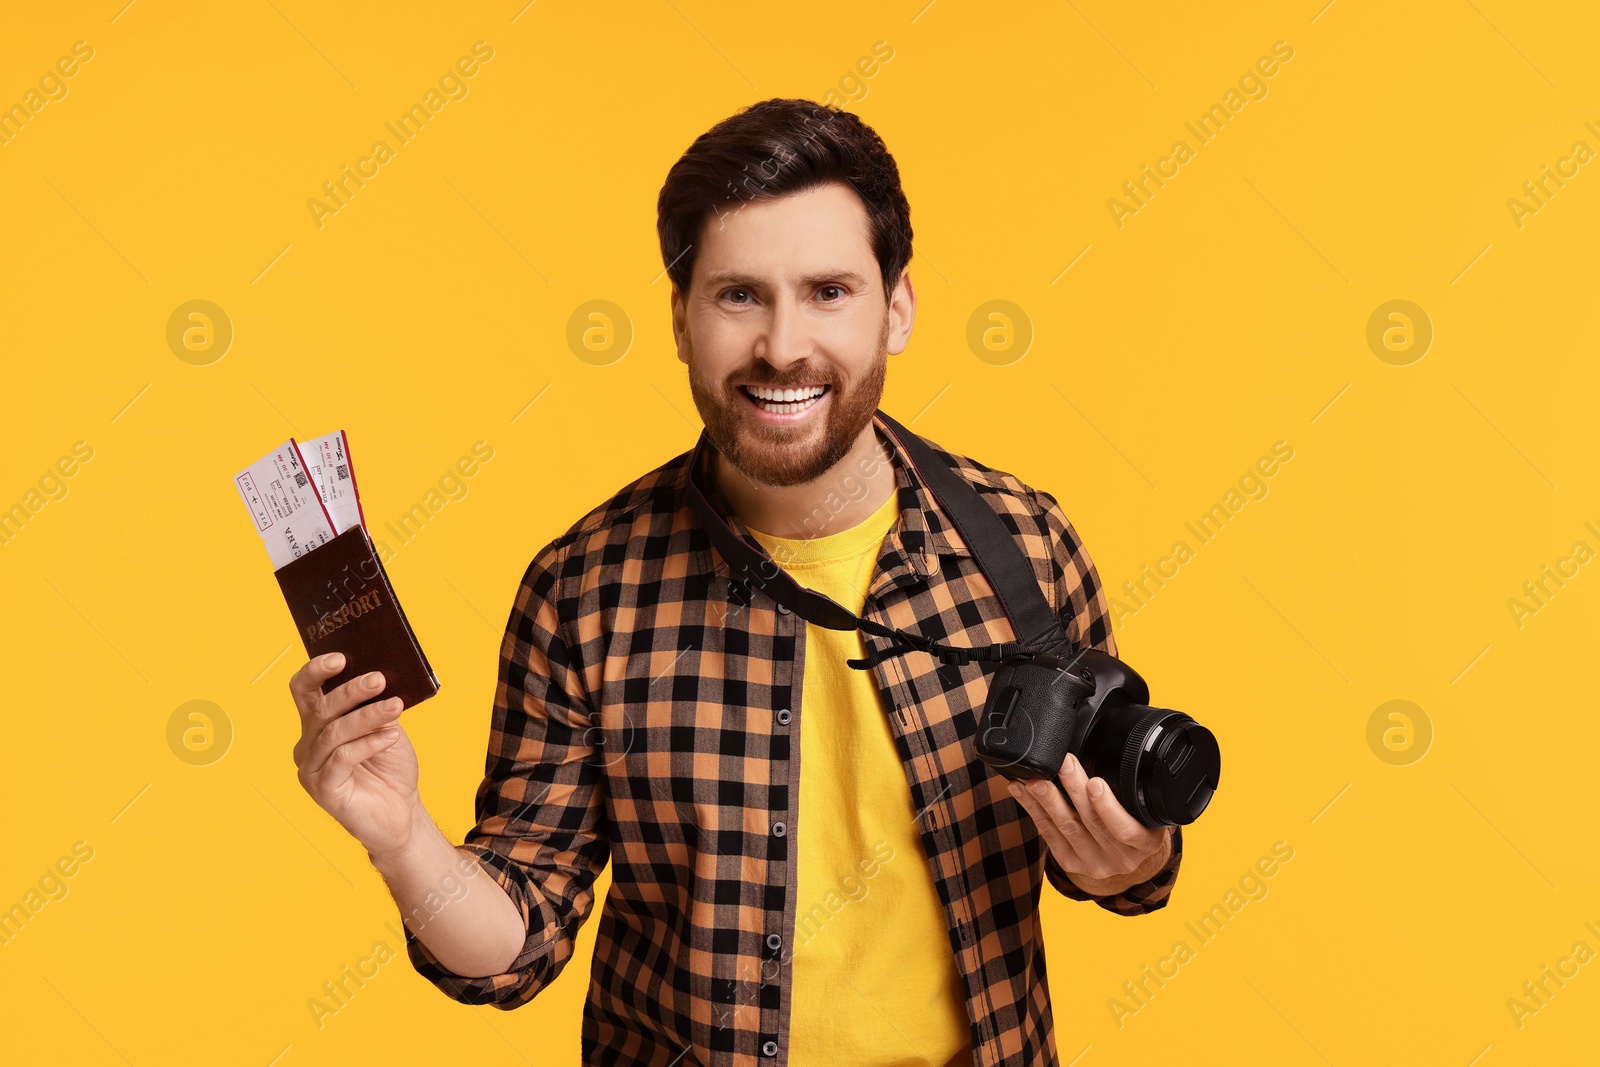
[{"x1": 714, "y1": 420, "x2": 897, "y2": 539}]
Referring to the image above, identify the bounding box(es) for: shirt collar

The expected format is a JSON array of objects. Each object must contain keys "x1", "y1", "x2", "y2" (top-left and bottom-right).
[{"x1": 679, "y1": 411, "x2": 974, "y2": 588}]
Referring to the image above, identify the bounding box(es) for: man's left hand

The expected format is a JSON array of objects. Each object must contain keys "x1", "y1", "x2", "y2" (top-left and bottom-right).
[{"x1": 1009, "y1": 752, "x2": 1174, "y2": 897}]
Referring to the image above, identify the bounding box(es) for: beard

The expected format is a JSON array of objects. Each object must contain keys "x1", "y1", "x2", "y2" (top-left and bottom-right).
[{"x1": 687, "y1": 314, "x2": 889, "y2": 488}]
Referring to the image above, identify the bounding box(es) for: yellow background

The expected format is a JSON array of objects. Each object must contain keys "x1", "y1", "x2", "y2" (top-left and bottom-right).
[{"x1": 3, "y1": 1, "x2": 1596, "y2": 1063}]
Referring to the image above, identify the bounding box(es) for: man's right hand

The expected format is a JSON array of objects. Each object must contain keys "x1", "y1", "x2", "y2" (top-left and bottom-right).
[{"x1": 290, "y1": 653, "x2": 422, "y2": 859}]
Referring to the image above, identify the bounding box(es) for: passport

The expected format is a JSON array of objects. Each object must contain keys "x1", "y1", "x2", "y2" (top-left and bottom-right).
[{"x1": 272, "y1": 522, "x2": 440, "y2": 709}]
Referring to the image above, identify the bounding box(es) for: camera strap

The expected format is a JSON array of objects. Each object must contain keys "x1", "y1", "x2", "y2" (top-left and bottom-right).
[{"x1": 685, "y1": 409, "x2": 1073, "y2": 671}]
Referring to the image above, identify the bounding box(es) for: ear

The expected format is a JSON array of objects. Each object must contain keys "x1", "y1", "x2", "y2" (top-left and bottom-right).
[
  {"x1": 886, "y1": 270, "x2": 916, "y2": 356},
  {"x1": 670, "y1": 287, "x2": 689, "y2": 366}
]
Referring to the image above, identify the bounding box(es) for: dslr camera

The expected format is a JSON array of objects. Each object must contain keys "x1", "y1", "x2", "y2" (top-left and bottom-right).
[{"x1": 977, "y1": 648, "x2": 1220, "y2": 828}]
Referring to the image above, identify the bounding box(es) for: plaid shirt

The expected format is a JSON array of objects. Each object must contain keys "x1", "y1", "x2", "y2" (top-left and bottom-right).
[{"x1": 402, "y1": 412, "x2": 1184, "y2": 1065}]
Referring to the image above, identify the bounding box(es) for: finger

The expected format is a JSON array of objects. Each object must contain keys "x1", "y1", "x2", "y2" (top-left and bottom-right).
[
  {"x1": 289, "y1": 653, "x2": 346, "y2": 714},
  {"x1": 1086, "y1": 773, "x2": 1158, "y2": 849},
  {"x1": 1056, "y1": 755, "x2": 1121, "y2": 857},
  {"x1": 303, "y1": 696, "x2": 403, "y2": 777},
  {"x1": 1021, "y1": 775, "x2": 1104, "y2": 867},
  {"x1": 315, "y1": 726, "x2": 404, "y2": 791},
  {"x1": 1009, "y1": 781, "x2": 1089, "y2": 873},
  {"x1": 314, "y1": 670, "x2": 390, "y2": 725}
]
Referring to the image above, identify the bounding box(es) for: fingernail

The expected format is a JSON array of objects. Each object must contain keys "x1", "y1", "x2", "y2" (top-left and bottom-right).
[
  {"x1": 1066, "y1": 754, "x2": 1080, "y2": 775},
  {"x1": 364, "y1": 672, "x2": 383, "y2": 689},
  {"x1": 1030, "y1": 779, "x2": 1052, "y2": 797},
  {"x1": 324, "y1": 653, "x2": 344, "y2": 669},
  {"x1": 1008, "y1": 782, "x2": 1023, "y2": 798},
  {"x1": 1088, "y1": 778, "x2": 1104, "y2": 798}
]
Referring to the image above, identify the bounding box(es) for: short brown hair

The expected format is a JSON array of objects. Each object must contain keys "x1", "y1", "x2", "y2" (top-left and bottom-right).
[{"x1": 656, "y1": 98, "x2": 913, "y2": 301}]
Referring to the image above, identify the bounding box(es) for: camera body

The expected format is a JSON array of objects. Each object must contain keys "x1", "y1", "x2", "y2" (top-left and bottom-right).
[{"x1": 977, "y1": 648, "x2": 1220, "y2": 828}]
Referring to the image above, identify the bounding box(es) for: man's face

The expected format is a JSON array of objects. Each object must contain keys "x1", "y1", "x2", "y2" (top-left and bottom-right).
[{"x1": 673, "y1": 181, "x2": 913, "y2": 487}]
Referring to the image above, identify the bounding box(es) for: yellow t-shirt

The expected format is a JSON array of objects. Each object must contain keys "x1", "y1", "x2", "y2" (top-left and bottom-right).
[{"x1": 749, "y1": 490, "x2": 972, "y2": 1067}]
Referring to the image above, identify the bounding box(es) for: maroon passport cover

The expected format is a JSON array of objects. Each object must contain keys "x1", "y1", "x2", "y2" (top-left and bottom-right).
[{"x1": 272, "y1": 524, "x2": 440, "y2": 708}]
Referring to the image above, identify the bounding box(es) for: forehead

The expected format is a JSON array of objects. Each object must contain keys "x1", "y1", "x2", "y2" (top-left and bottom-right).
[{"x1": 692, "y1": 182, "x2": 876, "y2": 287}]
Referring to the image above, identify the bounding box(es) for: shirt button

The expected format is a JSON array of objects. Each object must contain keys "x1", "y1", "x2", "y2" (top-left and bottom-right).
[
  {"x1": 765, "y1": 933, "x2": 782, "y2": 951},
  {"x1": 772, "y1": 821, "x2": 786, "y2": 837},
  {"x1": 762, "y1": 1040, "x2": 779, "y2": 1057},
  {"x1": 777, "y1": 603, "x2": 791, "y2": 615},
  {"x1": 776, "y1": 708, "x2": 791, "y2": 725}
]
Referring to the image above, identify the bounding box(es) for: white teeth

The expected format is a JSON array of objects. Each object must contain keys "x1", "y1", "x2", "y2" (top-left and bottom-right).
[
  {"x1": 746, "y1": 384, "x2": 825, "y2": 402},
  {"x1": 745, "y1": 384, "x2": 826, "y2": 414}
]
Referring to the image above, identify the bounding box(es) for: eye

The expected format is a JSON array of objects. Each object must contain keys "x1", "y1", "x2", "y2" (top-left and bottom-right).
[
  {"x1": 817, "y1": 285, "x2": 845, "y2": 302},
  {"x1": 720, "y1": 288, "x2": 754, "y2": 305}
]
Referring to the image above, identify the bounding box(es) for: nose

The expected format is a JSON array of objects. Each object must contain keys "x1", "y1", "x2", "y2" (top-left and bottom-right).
[{"x1": 754, "y1": 298, "x2": 809, "y2": 373}]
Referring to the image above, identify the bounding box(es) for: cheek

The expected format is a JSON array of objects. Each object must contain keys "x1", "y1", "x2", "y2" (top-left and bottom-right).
[{"x1": 685, "y1": 316, "x2": 749, "y2": 379}]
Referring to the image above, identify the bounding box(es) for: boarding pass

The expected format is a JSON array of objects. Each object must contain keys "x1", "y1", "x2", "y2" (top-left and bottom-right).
[
  {"x1": 301, "y1": 430, "x2": 365, "y2": 535},
  {"x1": 234, "y1": 439, "x2": 341, "y2": 569}
]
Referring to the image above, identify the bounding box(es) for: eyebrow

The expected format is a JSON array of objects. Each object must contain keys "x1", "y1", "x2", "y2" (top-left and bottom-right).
[{"x1": 701, "y1": 270, "x2": 873, "y2": 291}]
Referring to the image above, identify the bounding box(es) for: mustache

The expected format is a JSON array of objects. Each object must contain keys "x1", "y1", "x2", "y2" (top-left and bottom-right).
[{"x1": 729, "y1": 364, "x2": 840, "y2": 389}]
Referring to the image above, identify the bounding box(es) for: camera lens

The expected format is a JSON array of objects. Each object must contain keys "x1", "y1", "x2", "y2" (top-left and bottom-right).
[{"x1": 1080, "y1": 703, "x2": 1221, "y2": 827}]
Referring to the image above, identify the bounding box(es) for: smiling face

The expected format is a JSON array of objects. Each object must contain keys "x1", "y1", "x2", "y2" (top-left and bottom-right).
[{"x1": 673, "y1": 181, "x2": 914, "y2": 488}]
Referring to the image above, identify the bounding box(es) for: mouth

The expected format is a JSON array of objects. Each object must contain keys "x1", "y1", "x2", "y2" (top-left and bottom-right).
[{"x1": 738, "y1": 383, "x2": 831, "y2": 421}]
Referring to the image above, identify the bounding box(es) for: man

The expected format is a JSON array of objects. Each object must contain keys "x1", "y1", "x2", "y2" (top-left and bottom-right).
[{"x1": 289, "y1": 98, "x2": 1181, "y2": 1066}]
